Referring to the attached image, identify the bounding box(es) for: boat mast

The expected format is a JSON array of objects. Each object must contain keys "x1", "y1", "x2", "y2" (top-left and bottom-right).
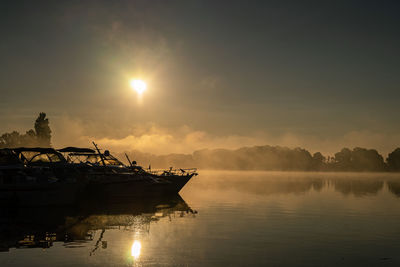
[
  {"x1": 92, "y1": 141, "x2": 106, "y2": 166},
  {"x1": 125, "y1": 153, "x2": 133, "y2": 168}
]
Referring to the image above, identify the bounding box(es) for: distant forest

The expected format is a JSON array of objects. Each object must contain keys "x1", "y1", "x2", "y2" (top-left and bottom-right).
[
  {"x1": 1, "y1": 113, "x2": 400, "y2": 172},
  {"x1": 122, "y1": 146, "x2": 400, "y2": 172}
]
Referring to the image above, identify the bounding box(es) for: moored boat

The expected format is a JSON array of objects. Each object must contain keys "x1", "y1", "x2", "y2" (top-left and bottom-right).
[
  {"x1": 57, "y1": 145, "x2": 197, "y2": 200},
  {"x1": 0, "y1": 144, "x2": 198, "y2": 206},
  {"x1": 0, "y1": 148, "x2": 85, "y2": 206}
]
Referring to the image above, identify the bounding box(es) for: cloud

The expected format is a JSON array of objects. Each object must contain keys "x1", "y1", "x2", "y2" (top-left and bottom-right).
[
  {"x1": 50, "y1": 114, "x2": 399, "y2": 157},
  {"x1": 51, "y1": 115, "x2": 266, "y2": 154},
  {"x1": 93, "y1": 126, "x2": 266, "y2": 155}
]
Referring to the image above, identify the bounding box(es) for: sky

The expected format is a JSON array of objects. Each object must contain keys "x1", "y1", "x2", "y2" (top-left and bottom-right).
[{"x1": 1, "y1": 0, "x2": 400, "y2": 156}]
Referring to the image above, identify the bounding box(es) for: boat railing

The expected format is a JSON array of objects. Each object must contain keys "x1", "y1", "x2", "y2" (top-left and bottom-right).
[{"x1": 147, "y1": 168, "x2": 198, "y2": 176}]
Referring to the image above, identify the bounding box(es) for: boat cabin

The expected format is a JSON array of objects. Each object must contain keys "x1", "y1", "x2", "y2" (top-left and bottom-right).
[{"x1": 0, "y1": 149, "x2": 23, "y2": 169}]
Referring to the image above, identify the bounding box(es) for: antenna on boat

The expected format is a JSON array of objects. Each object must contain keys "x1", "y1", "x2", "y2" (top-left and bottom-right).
[
  {"x1": 125, "y1": 153, "x2": 133, "y2": 168},
  {"x1": 92, "y1": 141, "x2": 106, "y2": 166}
]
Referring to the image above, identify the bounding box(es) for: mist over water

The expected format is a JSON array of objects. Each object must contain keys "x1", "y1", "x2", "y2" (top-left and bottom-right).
[{"x1": 2, "y1": 171, "x2": 400, "y2": 266}]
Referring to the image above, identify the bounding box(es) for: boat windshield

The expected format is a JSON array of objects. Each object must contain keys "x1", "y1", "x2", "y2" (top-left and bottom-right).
[
  {"x1": 19, "y1": 151, "x2": 65, "y2": 164},
  {"x1": 86, "y1": 154, "x2": 123, "y2": 166},
  {"x1": 48, "y1": 153, "x2": 63, "y2": 163},
  {"x1": 67, "y1": 153, "x2": 124, "y2": 166},
  {"x1": 30, "y1": 153, "x2": 50, "y2": 163}
]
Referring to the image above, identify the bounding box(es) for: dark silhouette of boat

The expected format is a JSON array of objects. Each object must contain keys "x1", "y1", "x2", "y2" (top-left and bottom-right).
[
  {"x1": 0, "y1": 147, "x2": 86, "y2": 206},
  {"x1": 0, "y1": 145, "x2": 197, "y2": 206},
  {"x1": 57, "y1": 144, "x2": 197, "y2": 200}
]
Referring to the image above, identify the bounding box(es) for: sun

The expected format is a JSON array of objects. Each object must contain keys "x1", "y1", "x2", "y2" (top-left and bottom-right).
[{"x1": 130, "y1": 79, "x2": 147, "y2": 95}]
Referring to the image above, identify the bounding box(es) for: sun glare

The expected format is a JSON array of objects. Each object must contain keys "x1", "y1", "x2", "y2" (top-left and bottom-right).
[
  {"x1": 131, "y1": 240, "x2": 141, "y2": 259},
  {"x1": 130, "y1": 79, "x2": 147, "y2": 95}
]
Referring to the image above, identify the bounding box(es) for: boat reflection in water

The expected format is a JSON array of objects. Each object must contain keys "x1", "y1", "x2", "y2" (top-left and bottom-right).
[{"x1": 0, "y1": 194, "x2": 196, "y2": 253}]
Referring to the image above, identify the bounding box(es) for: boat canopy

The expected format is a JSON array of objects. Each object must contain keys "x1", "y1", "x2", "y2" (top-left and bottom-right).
[
  {"x1": 65, "y1": 151, "x2": 124, "y2": 166},
  {"x1": 57, "y1": 147, "x2": 95, "y2": 153},
  {"x1": 10, "y1": 148, "x2": 66, "y2": 164},
  {"x1": 12, "y1": 147, "x2": 58, "y2": 153}
]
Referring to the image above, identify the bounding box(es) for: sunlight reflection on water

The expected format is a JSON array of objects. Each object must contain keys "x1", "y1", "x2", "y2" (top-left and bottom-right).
[{"x1": 131, "y1": 240, "x2": 141, "y2": 259}]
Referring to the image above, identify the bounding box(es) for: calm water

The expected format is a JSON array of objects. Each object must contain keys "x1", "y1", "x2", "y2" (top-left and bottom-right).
[{"x1": 2, "y1": 171, "x2": 400, "y2": 266}]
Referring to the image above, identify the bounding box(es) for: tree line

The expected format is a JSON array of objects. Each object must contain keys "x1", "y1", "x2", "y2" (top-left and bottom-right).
[
  {"x1": 123, "y1": 146, "x2": 400, "y2": 172},
  {"x1": 0, "y1": 113, "x2": 51, "y2": 148}
]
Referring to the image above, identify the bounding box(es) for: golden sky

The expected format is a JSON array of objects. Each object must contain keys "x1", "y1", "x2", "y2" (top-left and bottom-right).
[{"x1": 1, "y1": 1, "x2": 400, "y2": 156}]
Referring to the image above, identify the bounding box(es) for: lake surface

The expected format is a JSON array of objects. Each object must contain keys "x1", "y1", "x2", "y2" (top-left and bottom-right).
[{"x1": 2, "y1": 171, "x2": 400, "y2": 266}]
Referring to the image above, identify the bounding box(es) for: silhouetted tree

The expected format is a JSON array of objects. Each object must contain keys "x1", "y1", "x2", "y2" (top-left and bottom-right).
[
  {"x1": 290, "y1": 147, "x2": 314, "y2": 170},
  {"x1": 333, "y1": 147, "x2": 386, "y2": 171},
  {"x1": 312, "y1": 152, "x2": 326, "y2": 170},
  {"x1": 0, "y1": 112, "x2": 51, "y2": 148},
  {"x1": 313, "y1": 152, "x2": 325, "y2": 162},
  {"x1": 351, "y1": 147, "x2": 386, "y2": 171},
  {"x1": 334, "y1": 148, "x2": 352, "y2": 170},
  {"x1": 21, "y1": 129, "x2": 37, "y2": 145},
  {"x1": 34, "y1": 112, "x2": 51, "y2": 147},
  {"x1": 387, "y1": 148, "x2": 400, "y2": 171},
  {"x1": 0, "y1": 131, "x2": 23, "y2": 148}
]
